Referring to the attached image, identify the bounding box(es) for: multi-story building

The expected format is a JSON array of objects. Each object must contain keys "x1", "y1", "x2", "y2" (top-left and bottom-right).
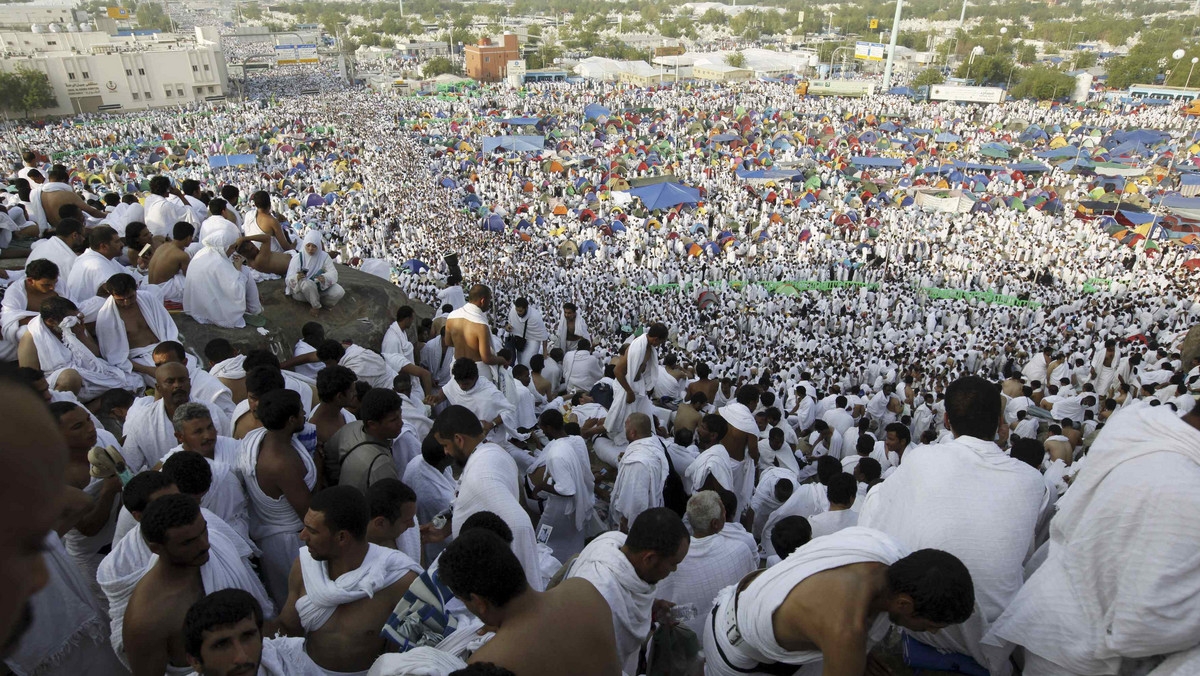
[
  {"x1": 0, "y1": 26, "x2": 228, "y2": 116},
  {"x1": 464, "y1": 34, "x2": 519, "y2": 82}
]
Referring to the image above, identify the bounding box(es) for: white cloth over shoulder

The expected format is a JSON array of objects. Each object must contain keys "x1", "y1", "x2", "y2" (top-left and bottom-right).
[
  {"x1": 565, "y1": 531, "x2": 655, "y2": 667},
  {"x1": 452, "y1": 442, "x2": 543, "y2": 591},
  {"x1": 604, "y1": 333, "x2": 657, "y2": 439},
  {"x1": 95, "y1": 284, "x2": 178, "y2": 373},
  {"x1": 184, "y1": 228, "x2": 250, "y2": 328},
  {"x1": 609, "y1": 436, "x2": 667, "y2": 527},
  {"x1": 985, "y1": 403, "x2": 1200, "y2": 675},
  {"x1": 296, "y1": 543, "x2": 419, "y2": 632}
]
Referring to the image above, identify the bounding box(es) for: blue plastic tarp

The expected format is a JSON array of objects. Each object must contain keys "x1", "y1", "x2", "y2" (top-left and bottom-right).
[
  {"x1": 850, "y1": 156, "x2": 904, "y2": 168},
  {"x1": 208, "y1": 154, "x2": 257, "y2": 168},
  {"x1": 711, "y1": 133, "x2": 740, "y2": 143},
  {"x1": 1119, "y1": 210, "x2": 1158, "y2": 225},
  {"x1": 1035, "y1": 146, "x2": 1083, "y2": 159},
  {"x1": 481, "y1": 135, "x2": 545, "y2": 153},
  {"x1": 1161, "y1": 195, "x2": 1200, "y2": 209},
  {"x1": 1182, "y1": 174, "x2": 1200, "y2": 187},
  {"x1": 735, "y1": 168, "x2": 804, "y2": 180},
  {"x1": 1006, "y1": 162, "x2": 1051, "y2": 173},
  {"x1": 500, "y1": 117, "x2": 540, "y2": 126},
  {"x1": 629, "y1": 182, "x2": 702, "y2": 210},
  {"x1": 584, "y1": 103, "x2": 611, "y2": 120}
]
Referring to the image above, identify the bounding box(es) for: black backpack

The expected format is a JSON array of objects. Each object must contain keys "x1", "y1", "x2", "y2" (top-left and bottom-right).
[{"x1": 656, "y1": 439, "x2": 688, "y2": 517}]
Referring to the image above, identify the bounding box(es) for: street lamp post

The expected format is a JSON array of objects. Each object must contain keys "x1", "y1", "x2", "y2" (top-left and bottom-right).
[{"x1": 1187, "y1": 56, "x2": 1199, "y2": 89}]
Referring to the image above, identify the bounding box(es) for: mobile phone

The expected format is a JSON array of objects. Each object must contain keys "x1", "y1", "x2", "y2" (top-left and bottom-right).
[{"x1": 139, "y1": 243, "x2": 152, "y2": 257}]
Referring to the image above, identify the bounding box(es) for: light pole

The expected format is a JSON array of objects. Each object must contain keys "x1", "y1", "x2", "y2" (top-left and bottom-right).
[
  {"x1": 1187, "y1": 56, "x2": 1199, "y2": 89},
  {"x1": 965, "y1": 45, "x2": 983, "y2": 82},
  {"x1": 882, "y1": 0, "x2": 903, "y2": 90}
]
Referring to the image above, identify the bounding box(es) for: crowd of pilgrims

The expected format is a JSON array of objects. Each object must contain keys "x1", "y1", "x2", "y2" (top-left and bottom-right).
[{"x1": 0, "y1": 75, "x2": 1198, "y2": 676}]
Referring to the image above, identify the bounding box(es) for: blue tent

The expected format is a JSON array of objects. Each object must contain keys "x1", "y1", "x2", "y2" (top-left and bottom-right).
[
  {"x1": 888, "y1": 86, "x2": 915, "y2": 97},
  {"x1": 584, "y1": 103, "x2": 611, "y2": 120},
  {"x1": 208, "y1": 154, "x2": 257, "y2": 168},
  {"x1": 482, "y1": 136, "x2": 545, "y2": 153},
  {"x1": 401, "y1": 259, "x2": 428, "y2": 274},
  {"x1": 500, "y1": 117, "x2": 540, "y2": 126},
  {"x1": 579, "y1": 239, "x2": 599, "y2": 255},
  {"x1": 630, "y1": 182, "x2": 702, "y2": 210},
  {"x1": 711, "y1": 133, "x2": 740, "y2": 143},
  {"x1": 934, "y1": 132, "x2": 961, "y2": 143},
  {"x1": 735, "y1": 168, "x2": 803, "y2": 180},
  {"x1": 482, "y1": 214, "x2": 505, "y2": 232},
  {"x1": 440, "y1": 177, "x2": 457, "y2": 188}
]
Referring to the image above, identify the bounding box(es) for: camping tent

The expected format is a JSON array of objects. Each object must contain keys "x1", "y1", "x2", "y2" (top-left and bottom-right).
[{"x1": 482, "y1": 136, "x2": 545, "y2": 153}]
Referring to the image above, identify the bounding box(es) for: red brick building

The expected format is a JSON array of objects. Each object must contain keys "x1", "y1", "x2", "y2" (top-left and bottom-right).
[{"x1": 464, "y1": 34, "x2": 520, "y2": 82}]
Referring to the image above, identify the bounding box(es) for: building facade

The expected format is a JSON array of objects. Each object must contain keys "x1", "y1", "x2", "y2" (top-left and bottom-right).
[
  {"x1": 464, "y1": 34, "x2": 519, "y2": 82},
  {"x1": 0, "y1": 29, "x2": 228, "y2": 116}
]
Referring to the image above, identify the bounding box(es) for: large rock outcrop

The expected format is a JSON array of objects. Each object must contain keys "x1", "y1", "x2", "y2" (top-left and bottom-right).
[
  {"x1": 172, "y1": 265, "x2": 430, "y2": 365},
  {"x1": 1182, "y1": 324, "x2": 1200, "y2": 371}
]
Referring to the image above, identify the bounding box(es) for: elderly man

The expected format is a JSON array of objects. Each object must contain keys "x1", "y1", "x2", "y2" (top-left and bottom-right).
[
  {"x1": 564, "y1": 507, "x2": 689, "y2": 674},
  {"x1": 859, "y1": 376, "x2": 1048, "y2": 676},
  {"x1": 609, "y1": 412, "x2": 671, "y2": 532},
  {"x1": 183, "y1": 227, "x2": 262, "y2": 329},
  {"x1": 96, "y1": 273, "x2": 180, "y2": 385},
  {"x1": 122, "y1": 362, "x2": 233, "y2": 471},
  {"x1": 654, "y1": 491, "x2": 758, "y2": 636},
  {"x1": 159, "y1": 402, "x2": 252, "y2": 547},
  {"x1": 19, "y1": 295, "x2": 142, "y2": 401},
  {"x1": 66, "y1": 226, "x2": 128, "y2": 301},
  {"x1": 152, "y1": 340, "x2": 235, "y2": 420}
]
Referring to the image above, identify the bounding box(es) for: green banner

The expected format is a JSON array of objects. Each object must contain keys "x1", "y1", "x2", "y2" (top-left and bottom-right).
[
  {"x1": 637, "y1": 280, "x2": 881, "y2": 293},
  {"x1": 917, "y1": 287, "x2": 1042, "y2": 308}
]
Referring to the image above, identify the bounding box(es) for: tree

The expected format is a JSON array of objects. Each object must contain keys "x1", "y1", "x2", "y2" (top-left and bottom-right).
[
  {"x1": 423, "y1": 56, "x2": 462, "y2": 78},
  {"x1": 1017, "y1": 43, "x2": 1037, "y2": 65},
  {"x1": 954, "y1": 54, "x2": 1013, "y2": 85},
  {"x1": 242, "y1": 2, "x2": 262, "y2": 20},
  {"x1": 1010, "y1": 65, "x2": 1075, "y2": 100},
  {"x1": 0, "y1": 69, "x2": 57, "y2": 117},
  {"x1": 912, "y1": 67, "x2": 944, "y2": 88},
  {"x1": 700, "y1": 8, "x2": 727, "y2": 26},
  {"x1": 1104, "y1": 53, "x2": 1160, "y2": 89},
  {"x1": 725, "y1": 51, "x2": 747, "y2": 68},
  {"x1": 527, "y1": 44, "x2": 561, "y2": 69},
  {"x1": 1073, "y1": 50, "x2": 1097, "y2": 69}
]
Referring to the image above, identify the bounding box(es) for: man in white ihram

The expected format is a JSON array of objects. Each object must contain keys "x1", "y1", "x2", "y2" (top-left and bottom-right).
[
  {"x1": 505, "y1": 297, "x2": 549, "y2": 367},
  {"x1": 609, "y1": 412, "x2": 669, "y2": 532},
  {"x1": 859, "y1": 376, "x2": 1047, "y2": 676},
  {"x1": 654, "y1": 491, "x2": 757, "y2": 637},
  {"x1": 984, "y1": 401, "x2": 1200, "y2": 676},
  {"x1": 598, "y1": 323, "x2": 668, "y2": 465}
]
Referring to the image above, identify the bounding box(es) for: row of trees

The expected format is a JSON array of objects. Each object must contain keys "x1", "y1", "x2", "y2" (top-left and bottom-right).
[{"x1": 908, "y1": 62, "x2": 1075, "y2": 100}]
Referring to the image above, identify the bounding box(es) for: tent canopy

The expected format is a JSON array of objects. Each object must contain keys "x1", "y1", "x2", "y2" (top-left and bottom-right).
[
  {"x1": 208, "y1": 154, "x2": 258, "y2": 168},
  {"x1": 850, "y1": 157, "x2": 904, "y2": 168},
  {"x1": 481, "y1": 136, "x2": 545, "y2": 153},
  {"x1": 584, "y1": 103, "x2": 611, "y2": 120},
  {"x1": 629, "y1": 182, "x2": 702, "y2": 210}
]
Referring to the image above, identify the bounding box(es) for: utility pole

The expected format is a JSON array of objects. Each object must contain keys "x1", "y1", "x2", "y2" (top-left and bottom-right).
[{"x1": 882, "y1": 0, "x2": 903, "y2": 90}]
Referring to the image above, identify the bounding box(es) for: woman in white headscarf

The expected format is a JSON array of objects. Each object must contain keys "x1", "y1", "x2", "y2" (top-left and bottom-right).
[{"x1": 286, "y1": 229, "x2": 344, "y2": 317}]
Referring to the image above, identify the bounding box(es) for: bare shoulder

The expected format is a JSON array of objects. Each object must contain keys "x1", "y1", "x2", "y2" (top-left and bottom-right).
[{"x1": 553, "y1": 578, "x2": 611, "y2": 616}]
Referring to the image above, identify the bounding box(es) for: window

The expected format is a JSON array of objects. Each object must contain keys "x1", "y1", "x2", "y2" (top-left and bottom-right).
[
  {"x1": 125, "y1": 68, "x2": 132, "y2": 75},
  {"x1": 165, "y1": 88, "x2": 172, "y2": 97},
  {"x1": 132, "y1": 92, "x2": 140, "y2": 100},
  {"x1": 485, "y1": 57, "x2": 490, "y2": 62},
  {"x1": 81, "y1": 71, "x2": 88, "y2": 78},
  {"x1": 176, "y1": 88, "x2": 183, "y2": 96},
  {"x1": 192, "y1": 65, "x2": 198, "y2": 72},
  {"x1": 203, "y1": 64, "x2": 209, "y2": 70},
  {"x1": 138, "y1": 67, "x2": 145, "y2": 75},
  {"x1": 67, "y1": 72, "x2": 76, "y2": 80},
  {"x1": 207, "y1": 86, "x2": 214, "y2": 93},
  {"x1": 144, "y1": 91, "x2": 151, "y2": 99}
]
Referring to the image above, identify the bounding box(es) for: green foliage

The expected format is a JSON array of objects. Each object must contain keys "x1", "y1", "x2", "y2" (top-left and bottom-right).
[
  {"x1": 527, "y1": 44, "x2": 561, "y2": 69},
  {"x1": 725, "y1": 51, "x2": 747, "y2": 68},
  {"x1": 132, "y1": 0, "x2": 173, "y2": 32},
  {"x1": 423, "y1": 56, "x2": 462, "y2": 77},
  {"x1": 954, "y1": 54, "x2": 1014, "y2": 85},
  {"x1": 1010, "y1": 65, "x2": 1075, "y2": 100},
  {"x1": 0, "y1": 68, "x2": 57, "y2": 117},
  {"x1": 1105, "y1": 53, "x2": 1161, "y2": 90},
  {"x1": 911, "y1": 68, "x2": 944, "y2": 88},
  {"x1": 1073, "y1": 50, "x2": 1097, "y2": 69},
  {"x1": 1017, "y1": 44, "x2": 1037, "y2": 65},
  {"x1": 243, "y1": 2, "x2": 262, "y2": 20}
]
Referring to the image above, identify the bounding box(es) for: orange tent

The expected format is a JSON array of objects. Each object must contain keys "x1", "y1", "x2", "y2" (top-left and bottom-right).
[
  {"x1": 522, "y1": 181, "x2": 535, "y2": 192},
  {"x1": 687, "y1": 244, "x2": 703, "y2": 256},
  {"x1": 552, "y1": 205, "x2": 568, "y2": 216}
]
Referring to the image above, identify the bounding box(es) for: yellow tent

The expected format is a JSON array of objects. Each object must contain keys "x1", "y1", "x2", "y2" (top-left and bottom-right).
[{"x1": 1049, "y1": 136, "x2": 1068, "y2": 149}]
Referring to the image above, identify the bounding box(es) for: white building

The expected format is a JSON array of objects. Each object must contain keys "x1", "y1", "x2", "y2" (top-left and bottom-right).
[
  {"x1": 0, "y1": 27, "x2": 228, "y2": 116},
  {"x1": 0, "y1": 4, "x2": 84, "y2": 30}
]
